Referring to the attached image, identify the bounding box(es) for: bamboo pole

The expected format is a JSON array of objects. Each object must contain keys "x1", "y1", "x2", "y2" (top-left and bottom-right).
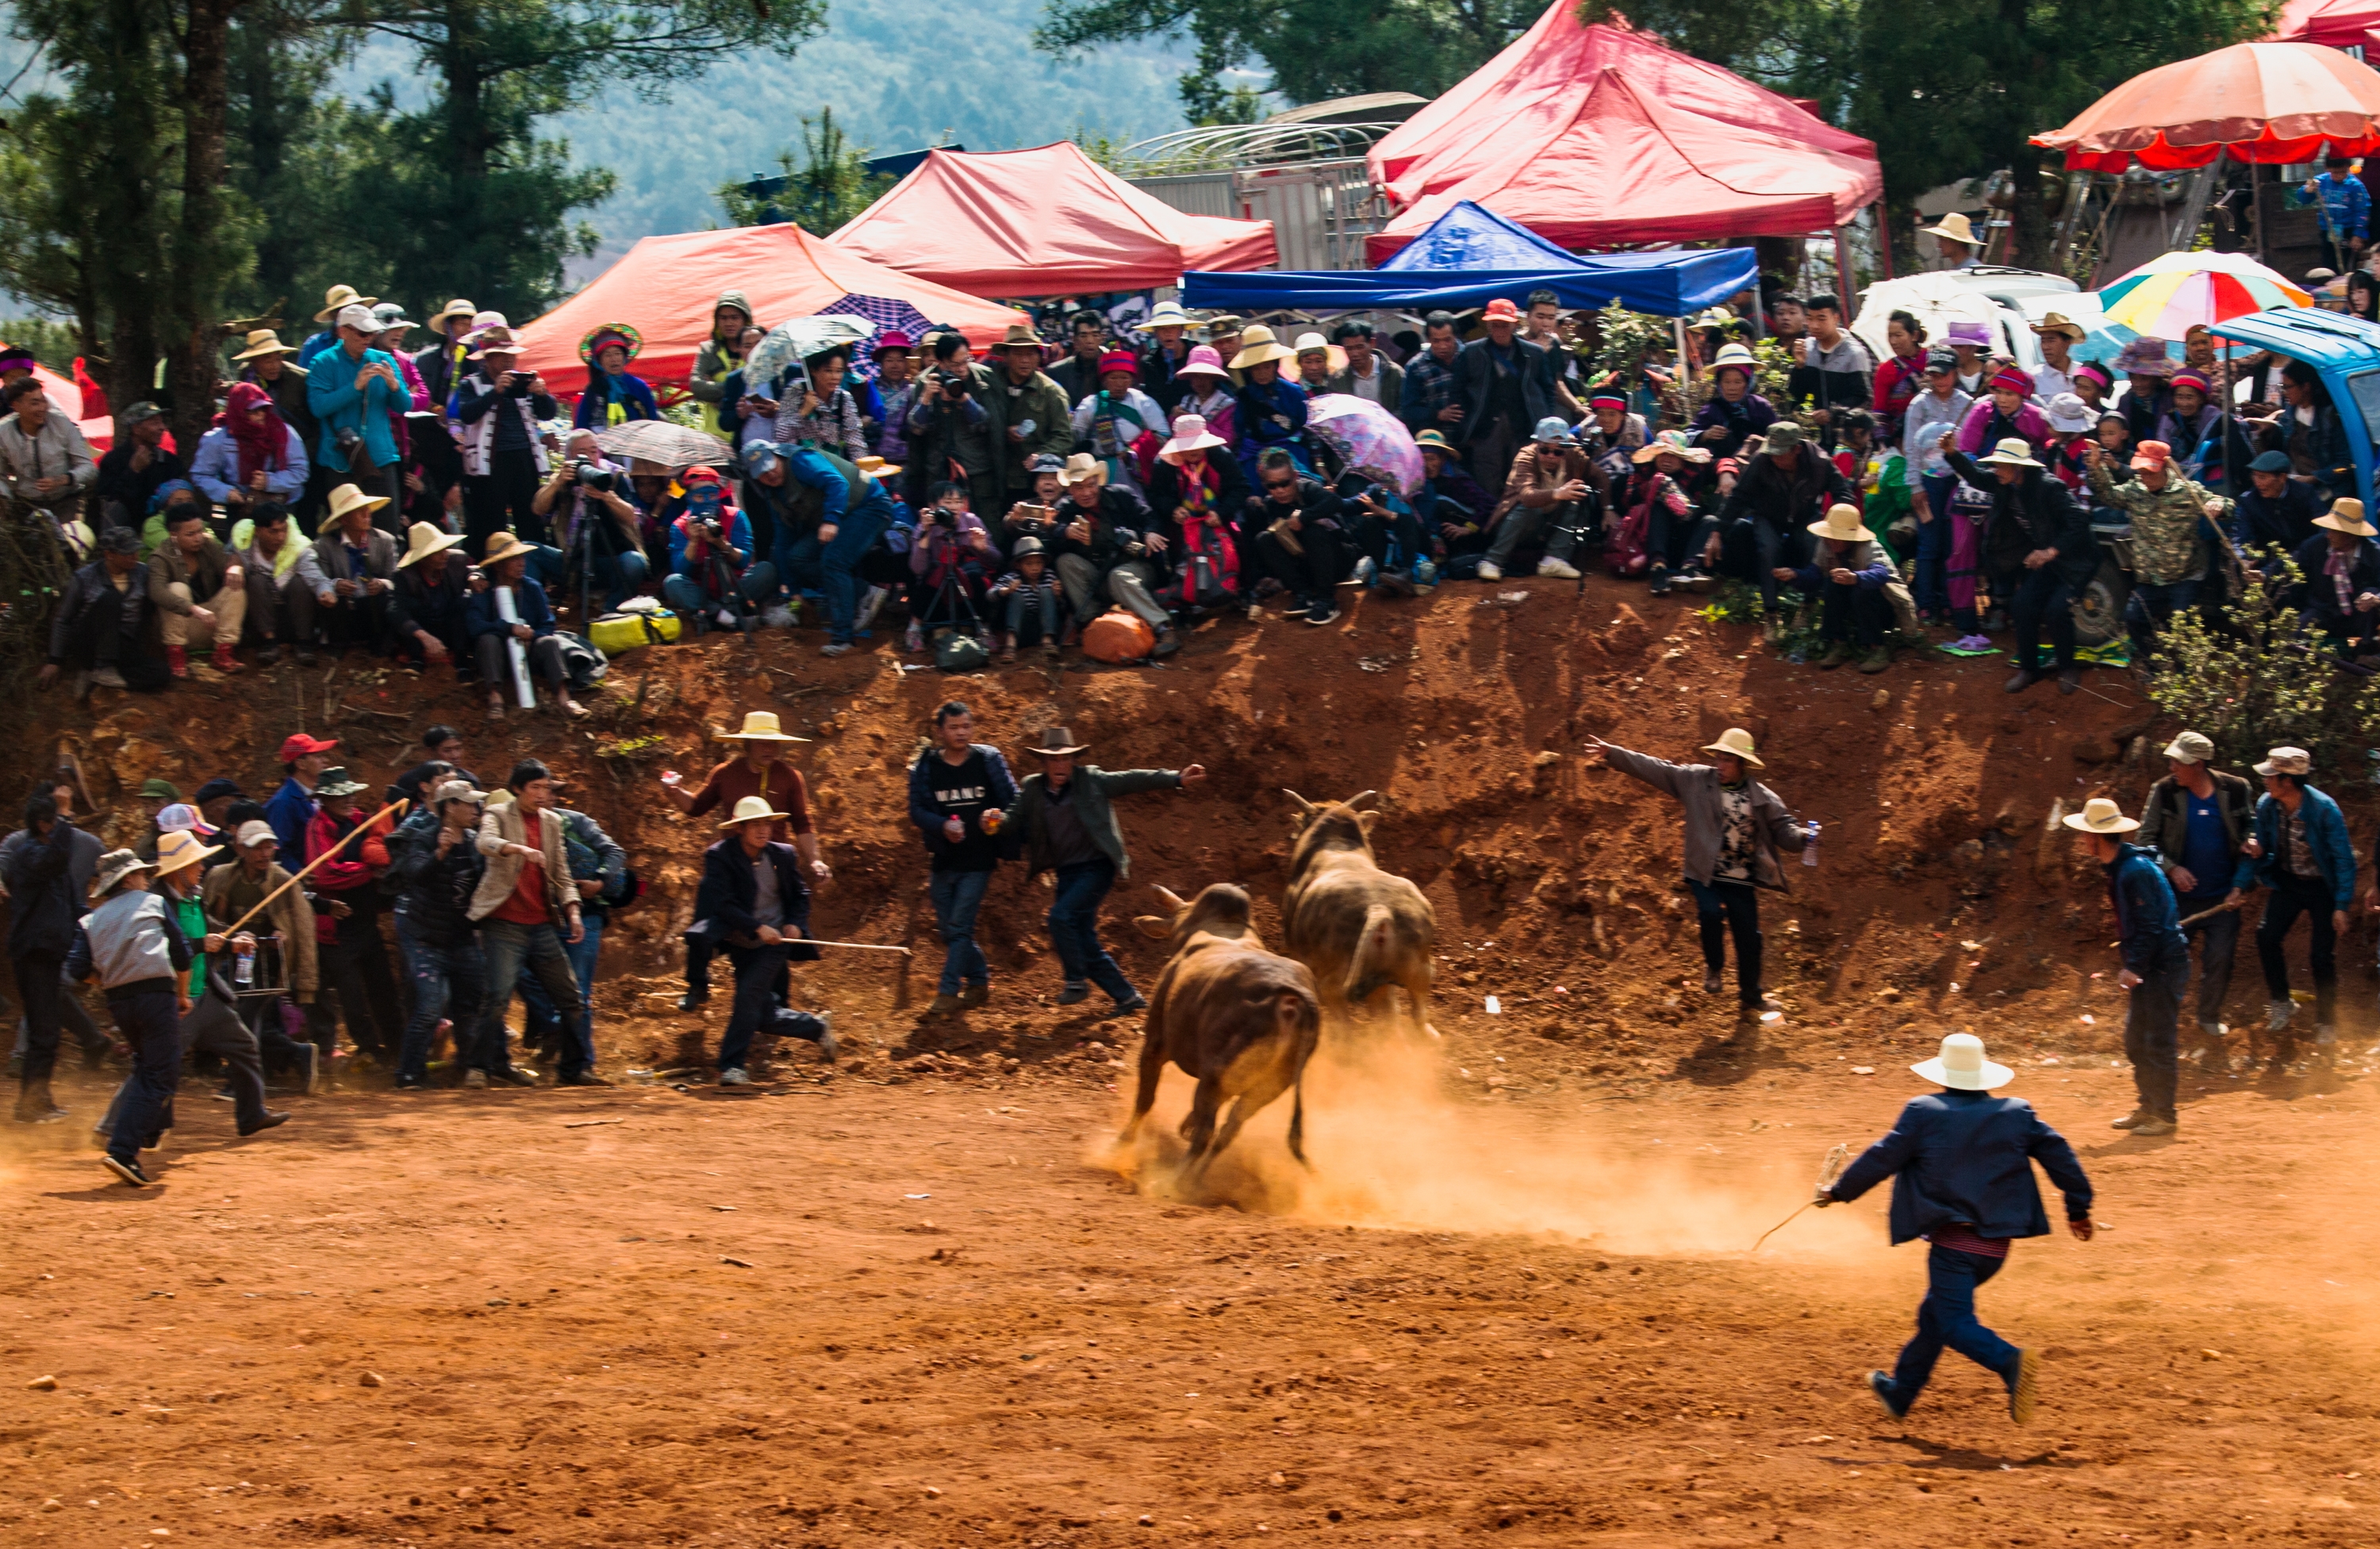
[{"x1": 219, "y1": 799, "x2": 405, "y2": 937}]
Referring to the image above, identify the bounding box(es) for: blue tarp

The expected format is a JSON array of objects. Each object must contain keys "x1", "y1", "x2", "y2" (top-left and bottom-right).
[{"x1": 1180, "y1": 200, "x2": 1760, "y2": 318}]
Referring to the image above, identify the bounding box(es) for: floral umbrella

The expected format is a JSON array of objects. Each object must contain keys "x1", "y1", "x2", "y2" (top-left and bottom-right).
[
  {"x1": 2094, "y1": 251, "x2": 2313, "y2": 338},
  {"x1": 1306, "y1": 393, "x2": 1423, "y2": 497}
]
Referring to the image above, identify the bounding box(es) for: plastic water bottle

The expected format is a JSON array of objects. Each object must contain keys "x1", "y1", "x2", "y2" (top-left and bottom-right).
[
  {"x1": 235, "y1": 939, "x2": 255, "y2": 987},
  {"x1": 1802, "y1": 820, "x2": 1820, "y2": 868}
]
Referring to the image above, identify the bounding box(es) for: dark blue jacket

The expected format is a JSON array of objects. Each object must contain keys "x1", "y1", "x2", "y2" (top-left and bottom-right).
[
  {"x1": 2105, "y1": 841, "x2": 2186, "y2": 972},
  {"x1": 2252, "y1": 784, "x2": 2357, "y2": 908},
  {"x1": 693, "y1": 838, "x2": 818, "y2": 959},
  {"x1": 465, "y1": 574, "x2": 557, "y2": 642},
  {"x1": 4, "y1": 817, "x2": 81, "y2": 958},
  {"x1": 264, "y1": 776, "x2": 317, "y2": 872},
  {"x1": 1832, "y1": 1089, "x2": 2094, "y2": 1244}
]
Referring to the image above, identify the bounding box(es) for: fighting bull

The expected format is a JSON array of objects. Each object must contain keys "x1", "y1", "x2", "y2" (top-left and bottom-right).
[
  {"x1": 1280, "y1": 791, "x2": 1438, "y2": 1036},
  {"x1": 1121, "y1": 884, "x2": 1322, "y2": 1172}
]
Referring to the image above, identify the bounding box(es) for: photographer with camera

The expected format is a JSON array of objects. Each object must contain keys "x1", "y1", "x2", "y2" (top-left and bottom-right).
[
  {"x1": 662, "y1": 465, "x2": 776, "y2": 635},
  {"x1": 532, "y1": 428, "x2": 651, "y2": 615},
  {"x1": 305, "y1": 303, "x2": 407, "y2": 520},
  {"x1": 907, "y1": 481, "x2": 996, "y2": 650},
  {"x1": 451, "y1": 324, "x2": 559, "y2": 558},
  {"x1": 1000, "y1": 452, "x2": 1067, "y2": 546},
  {"x1": 1049, "y1": 452, "x2": 1182, "y2": 656},
  {"x1": 905, "y1": 331, "x2": 998, "y2": 515}
]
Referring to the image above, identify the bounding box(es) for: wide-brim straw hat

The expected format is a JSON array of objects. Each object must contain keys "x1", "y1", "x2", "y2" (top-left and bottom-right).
[
  {"x1": 320, "y1": 483, "x2": 390, "y2": 531},
  {"x1": 1292, "y1": 332, "x2": 1349, "y2": 375},
  {"x1": 1911, "y1": 1032, "x2": 2013, "y2": 1091},
  {"x1": 2032, "y1": 311, "x2": 2086, "y2": 341},
  {"x1": 1807, "y1": 501, "x2": 1875, "y2": 542},
  {"x1": 855, "y1": 454, "x2": 903, "y2": 482},
  {"x1": 1147, "y1": 301, "x2": 1192, "y2": 328},
  {"x1": 1160, "y1": 415, "x2": 1229, "y2": 462},
  {"x1": 1414, "y1": 429, "x2": 1457, "y2": 454},
  {"x1": 426, "y1": 297, "x2": 478, "y2": 332},
  {"x1": 1632, "y1": 430, "x2": 1711, "y2": 465},
  {"x1": 1975, "y1": 436, "x2": 2043, "y2": 469},
  {"x1": 1177, "y1": 345, "x2": 1232, "y2": 381},
  {"x1": 996, "y1": 323, "x2": 1046, "y2": 354},
  {"x1": 1061, "y1": 452, "x2": 1107, "y2": 485},
  {"x1": 718, "y1": 794, "x2": 791, "y2": 831},
  {"x1": 1699, "y1": 727, "x2": 1764, "y2": 769},
  {"x1": 90, "y1": 849, "x2": 155, "y2": 900},
  {"x1": 313, "y1": 284, "x2": 377, "y2": 323},
  {"x1": 1710, "y1": 343, "x2": 1758, "y2": 373},
  {"x1": 232, "y1": 328, "x2": 299, "y2": 361},
  {"x1": 152, "y1": 828, "x2": 222, "y2": 879},
  {"x1": 2062, "y1": 796, "x2": 2140, "y2": 834},
  {"x1": 479, "y1": 531, "x2": 538, "y2": 569},
  {"x1": 712, "y1": 709, "x2": 811, "y2": 744},
  {"x1": 1228, "y1": 324, "x2": 1296, "y2": 370},
  {"x1": 2317, "y1": 498, "x2": 2377, "y2": 537},
  {"x1": 1921, "y1": 212, "x2": 1980, "y2": 246},
  {"x1": 396, "y1": 520, "x2": 465, "y2": 570},
  {"x1": 466, "y1": 327, "x2": 521, "y2": 360},
  {"x1": 1026, "y1": 726, "x2": 1090, "y2": 757}
]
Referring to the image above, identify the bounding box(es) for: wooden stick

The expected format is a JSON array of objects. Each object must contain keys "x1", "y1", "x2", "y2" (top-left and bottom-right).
[
  {"x1": 800, "y1": 939, "x2": 914, "y2": 956},
  {"x1": 219, "y1": 799, "x2": 406, "y2": 937},
  {"x1": 2176, "y1": 898, "x2": 2244, "y2": 930}
]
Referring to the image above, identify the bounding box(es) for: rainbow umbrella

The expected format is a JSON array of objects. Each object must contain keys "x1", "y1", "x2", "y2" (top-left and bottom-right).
[{"x1": 2094, "y1": 251, "x2": 2312, "y2": 337}]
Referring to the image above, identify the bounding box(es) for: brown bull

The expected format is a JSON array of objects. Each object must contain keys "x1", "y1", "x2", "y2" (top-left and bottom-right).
[
  {"x1": 1280, "y1": 791, "x2": 1438, "y2": 1036},
  {"x1": 1122, "y1": 884, "x2": 1322, "y2": 1171}
]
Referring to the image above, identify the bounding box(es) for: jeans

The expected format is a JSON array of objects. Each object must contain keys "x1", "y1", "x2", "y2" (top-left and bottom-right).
[
  {"x1": 475, "y1": 918, "x2": 588, "y2": 1076},
  {"x1": 823, "y1": 500, "x2": 892, "y2": 642},
  {"x1": 2124, "y1": 944, "x2": 2187, "y2": 1121},
  {"x1": 2009, "y1": 563, "x2": 2079, "y2": 671},
  {"x1": 1818, "y1": 582, "x2": 1890, "y2": 648},
  {"x1": 103, "y1": 988, "x2": 182, "y2": 1166},
  {"x1": 929, "y1": 868, "x2": 994, "y2": 995},
  {"x1": 1484, "y1": 500, "x2": 1585, "y2": 569},
  {"x1": 718, "y1": 941, "x2": 829, "y2": 1071},
  {"x1": 1914, "y1": 475, "x2": 1955, "y2": 616},
  {"x1": 1879, "y1": 1244, "x2": 2017, "y2": 1409},
  {"x1": 520, "y1": 912, "x2": 602, "y2": 1064},
  {"x1": 2179, "y1": 894, "x2": 2240, "y2": 1031},
  {"x1": 2256, "y1": 875, "x2": 2337, "y2": 1029},
  {"x1": 101, "y1": 978, "x2": 269, "y2": 1140},
  {"x1": 1685, "y1": 875, "x2": 1764, "y2": 1005},
  {"x1": 662, "y1": 559, "x2": 778, "y2": 619},
  {"x1": 1002, "y1": 581, "x2": 1063, "y2": 643},
  {"x1": 2125, "y1": 577, "x2": 2199, "y2": 663},
  {"x1": 396, "y1": 914, "x2": 486, "y2": 1083},
  {"x1": 1049, "y1": 860, "x2": 1134, "y2": 1001}
]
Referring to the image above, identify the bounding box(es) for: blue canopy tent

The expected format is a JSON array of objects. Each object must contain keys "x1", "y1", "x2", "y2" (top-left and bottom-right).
[{"x1": 1179, "y1": 200, "x2": 1760, "y2": 317}]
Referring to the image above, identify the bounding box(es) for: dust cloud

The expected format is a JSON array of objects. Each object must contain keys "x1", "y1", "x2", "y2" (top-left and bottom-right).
[{"x1": 1099, "y1": 1029, "x2": 1887, "y2": 1264}]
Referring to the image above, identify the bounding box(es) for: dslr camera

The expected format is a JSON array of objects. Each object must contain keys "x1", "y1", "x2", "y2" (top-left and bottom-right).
[
  {"x1": 572, "y1": 460, "x2": 616, "y2": 494},
  {"x1": 334, "y1": 425, "x2": 366, "y2": 461},
  {"x1": 936, "y1": 369, "x2": 973, "y2": 400}
]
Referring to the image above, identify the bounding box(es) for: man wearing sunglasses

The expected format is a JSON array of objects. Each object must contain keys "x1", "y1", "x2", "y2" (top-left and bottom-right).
[{"x1": 1242, "y1": 448, "x2": 1351, "y2": 626}]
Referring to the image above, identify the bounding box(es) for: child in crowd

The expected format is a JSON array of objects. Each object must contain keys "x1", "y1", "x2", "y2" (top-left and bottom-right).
[{"x1": 987, "y1": 535, "x2": 1063, "y2": 661}]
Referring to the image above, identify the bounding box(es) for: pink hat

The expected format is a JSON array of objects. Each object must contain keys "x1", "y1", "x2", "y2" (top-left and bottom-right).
[
  {"x1": 1177, "y1": 344, "x2": 1231, "y2": 380},
  {"x1": 1159, "y1": 413, "x2": 1230, "y2": 462}
]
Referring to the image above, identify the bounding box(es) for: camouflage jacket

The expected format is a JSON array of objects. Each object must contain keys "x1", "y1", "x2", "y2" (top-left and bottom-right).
[{"x1": 2088, "y1": 464, "x2": 2221, "y2": 587}]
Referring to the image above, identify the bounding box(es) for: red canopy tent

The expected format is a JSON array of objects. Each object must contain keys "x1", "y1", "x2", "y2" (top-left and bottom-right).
[
  {"x1": 1365, "y1": 4, "x2": 1879, "y2": 259},
  {"x1": 2276, "y1": 0, "x2": 2380, "y2": 52},
  {"x1": 827, "y1": 144, "x2": 1276, "y2": 297},
  {"x1": 513, "y1": 222, "x2": 1024, "y2": 399}
]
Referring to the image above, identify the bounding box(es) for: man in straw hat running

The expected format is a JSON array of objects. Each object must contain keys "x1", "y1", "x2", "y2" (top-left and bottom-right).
[
  {"x1": 1787, "y1": 501, "x2": 1895, "y2": 674},
  {"x1": 69, "y1": 848, "x2": 185, "y2": 1186},
  {"x1": 1583, "y1": 729, "x2": 1810, "y2": 1014},
  {"x1": 662, "y1": 711, "x2": 824, "y2": 1010},
  {"x1": 2248, "y1": 746, "x2": 2354, "y2": 1072},
  {"x1": 697, "y1": 795, "x2": 835, "y2": 1086},
  {"x1": 2066, "y1": 796, "x2": 2188, "y2": 1135},
  {"x1": 1818, "y1": 1030, "x2": 2096, "y2": 1424},
  {"x1": 997, "y1": 727, "x2": 1205, "y2": 1011}
]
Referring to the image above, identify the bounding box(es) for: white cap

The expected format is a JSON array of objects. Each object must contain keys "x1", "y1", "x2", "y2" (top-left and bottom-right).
[{"x1": 336, "y1": 303, "x2": 378, "y2": 332}]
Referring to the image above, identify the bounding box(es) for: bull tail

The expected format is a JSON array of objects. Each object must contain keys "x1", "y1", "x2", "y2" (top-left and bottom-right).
[
  {"x1": 1288, "y1": 1072, "x2": 1307, "y2": 1167},
  {"x1": 1344, "y1": 903, "x2": 1396, "y2": 1008}
]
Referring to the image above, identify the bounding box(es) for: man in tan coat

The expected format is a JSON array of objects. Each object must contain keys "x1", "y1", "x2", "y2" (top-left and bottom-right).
[
  {"x1": 148, "y1": 500, "x2": 248, "y2": 677},
  {"x1": 466, "y1": 757, "x2": 594, "y2": 1087},
  {"x1": 199, "y1": 819, "x2": 321, "y2": 1092}
]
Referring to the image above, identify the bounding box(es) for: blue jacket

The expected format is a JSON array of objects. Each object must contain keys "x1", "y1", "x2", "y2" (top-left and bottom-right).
[
  {"x1": 667, "y1": 509, "x2": 754, "y2": 579},
  {"x1": 1235, "y1": 376, "x2": 1308, "y2": 459},
  {"x1": 305, "y1": 345, "x2": 403, "y2": 473},
  {"x1": 785, "y1": 445, "x2": 893, "y2": 531},
  {"x1": 2252, "y1": 784, "x2": 2357, "y2": 908},
  {"x1": 264, "y1": 776, "x2": 317, "y2": 872},
  {"x1": 573, "y1": 370, "x2": 660, "y2": 431},
  {"x1": 2105, "y1": 841, "x2": 2186, "y2": 972},
  {"x1": 1831, "y1": 1089, "x2": 2094, "y2": 1244},
  {"x1": 188, "y1": 424, "x2": 309, "y2": 505},
  {"x1": 465, "y1": 574, "x2": 557, "y2": 642}
]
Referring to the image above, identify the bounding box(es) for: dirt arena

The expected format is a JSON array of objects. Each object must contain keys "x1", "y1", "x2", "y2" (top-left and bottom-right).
[{"x1": 6, "y1": 577, "x2": 2378, "y2": 1544}]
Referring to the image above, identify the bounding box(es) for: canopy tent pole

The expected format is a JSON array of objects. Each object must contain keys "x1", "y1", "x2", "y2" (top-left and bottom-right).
[
  {"x1": 1832, "y1": 225, "x2": 1855, "y2": 301},
  {"x1": 1874, "y1": 202, "x2": 1894, "y2": 280}
]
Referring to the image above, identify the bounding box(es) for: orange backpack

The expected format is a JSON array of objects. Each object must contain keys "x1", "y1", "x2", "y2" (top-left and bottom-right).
[{"x1": 1080, "y1": 608, "x2": 1157, "y2": 663}]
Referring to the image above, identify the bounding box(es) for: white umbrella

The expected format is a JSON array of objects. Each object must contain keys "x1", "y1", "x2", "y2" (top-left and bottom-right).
[{"x1": 743, "y1": 316, "x2": 877, "y2": 393}]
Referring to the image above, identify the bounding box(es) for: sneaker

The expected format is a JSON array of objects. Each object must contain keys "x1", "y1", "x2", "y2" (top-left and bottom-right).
[
  {"x1": 1351, "y1": 554, "x2": 1377, "y2": 585},
  {"x1": 854, "y1": 585, "x2": 890, "y2": 632},
  {"x1": 1856, "y1": 646, "x2": 1891, "y2": 675},
  {"x1": 2007, "y1": 1349, "x2": 2040, "y2": 1426},
  {"x1": 2264, "y1": 1000, "x2": 2294, "y2": 1032},
  {"x1": 258, "y1": 644, "x2": 283, "y2": 666},
  {"x1": 1814, "y1": 642, "x2": 1852, "y2": 670},
  {"x1": 2003, "y1": 668, "x2": 2044, "y2": 693},
  {"x1": 393, "y1": 1075, "x2": 429, "y2": 1091},
  {"x1": 1702, "y1": 969, "x2": 1723, "y2": 995},
  {"x1": 1536, "y1": 557, "x2": 1581, "y2": 580},
  {"x1": 1868, "y1": 1370, "x2": 1911, "y2": 1420},
  {"x1": 294, "y1": 647, "x2": 317, "y2": 668},
  {"x1": 1304, "y1": 601, "x2": 1340, "y2": 626},
  {"x1": 463, "y1": 1068, "x2": 489, "y2": 1090},
  {"x1": 904, "y1": 621, "x2": 927, "y2": 654},
  {"x1": 1476, "y1": 561, "x2": 1503, "y2": 582},
  {"x1": 102, "y1": 1155, "x2": 158, "y2": 1187},
  {"x1": 490, "y1": 1066, "x2": 539, "y2": 1087},
  {"x1": 957, "y1": 983, "x2": 989, "y2": 1009},
  {"x1": 292, "y1": 1042, "x2": 321, "y2": 1097},
  {"x1": 927, "y1": 992, "x2": 964, "y2": 1017},
  {"x1": 2129, "y1": 1116, "x2": 2176, "y2": 1137},
  {"x1": 1682, "y1": 569, "x2": 1716, "y2": 595},
  {"x1": 1952, "y1": 634, "x2": 1993, "y2": 652},
  {"x1": 2109, "y1": 1110, "x2": 2147, "y2": 1129},
  {"x1": 1057, "y1": 982, "x2": 1091, "y2": 1006},
  {"x1": 1112, "y1": 993, "x2": 1150, "y2": 1014},
  {"x1": 1647, "y1": 569, "x2": 1672, "y2": 596},
  {"x1": 820, "y1": 641, "x2": 854, "y2": 658},
  {"x1": 1279, "y1": 599, "x2": 1311, "y2": 620},
  {"x1": 812, "y1": 1014, "x2": 838, "y2": 1062},
  {"x1": 90, "y1": 665, "x2": 128, "y2": 689},
  {"x1": 720, "y1": 1067, "x2": 751, "y2": 1087},
  {"x1": 716, "y1": 608, "x2": 740, "y2": 632},
  {"x1": 1761, "y1": 617, "x2": 1784, "y2": 645},
  {"x1": 1152, "y1": 629, "x2": 1182, "y2": 658},
  {"x1": 1375, "y1": 569, "x2": 1418, "y2": 599},
  {"x1": 236, "y1": 1111, "x2": 292, "y2": 1137}
]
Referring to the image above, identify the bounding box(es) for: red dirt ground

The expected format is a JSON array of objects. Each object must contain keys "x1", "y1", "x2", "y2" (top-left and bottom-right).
[{"x1": 5, "y1": 577, "x2": 2377, "y2": 1545}]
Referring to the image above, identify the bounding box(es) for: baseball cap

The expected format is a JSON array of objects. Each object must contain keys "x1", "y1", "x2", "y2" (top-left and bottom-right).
[
  {"x1": 278, "y1": 733, "x2": 339, "y2": 762},
  {"x1": 1532, "y1": 416, "x2": 1573, "y2": 444},
  {"x1": 191, "y1": 777, "x2": 244, "y2": 805},
  {"x1": 155, "y1": 802, "x2": 217, "y2": 838},
  {"x1": 233, "y1": 819, "x2": 277, "y2": 850},
  {"x1": 1027, "y1": 452, "x2": 1065, "y2": 475},
  {"x1": 138, "y1": 778, "x2": 182, "y2": 802},
  {"x1": 1482, "y1": 298, "x2": 1521, "y2": 323},
  {"x1": 2163, "y1": 731, "x2": 2214, "y2": 765}
]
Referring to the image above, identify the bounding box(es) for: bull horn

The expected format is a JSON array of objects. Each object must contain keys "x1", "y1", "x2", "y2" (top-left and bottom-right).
[
  {"x1": 1152, "y1": 884, "x2": 1188, "y2": 911},
  {"x1": 1345, "y1": 790, "x2": 1379, "y2": 811},
  {"x1": 1282, "y1": 789, "x2": 1316, "y2": 816}
]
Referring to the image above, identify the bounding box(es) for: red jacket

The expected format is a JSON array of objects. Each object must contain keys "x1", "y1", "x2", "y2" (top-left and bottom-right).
[{"x1": 305, "y1": 806, "x2": 393, "y2": 945}]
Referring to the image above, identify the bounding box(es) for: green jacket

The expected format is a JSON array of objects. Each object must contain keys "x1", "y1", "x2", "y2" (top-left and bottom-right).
[
  {"x1": 2088, "y1": 464, "x2": 2217, "y2": 586},
  {"x1": 1000, "y1": 765, "x2": 1183, "y2": 879},
  {"x1": 980, "y1": 367, "x2": 1073, "y2": 501}
]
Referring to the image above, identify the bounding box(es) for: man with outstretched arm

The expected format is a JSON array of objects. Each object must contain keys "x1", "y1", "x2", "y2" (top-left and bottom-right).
[{"x1": 1818, "y1": 1031, "x2": 2094, "y2": 1426}]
